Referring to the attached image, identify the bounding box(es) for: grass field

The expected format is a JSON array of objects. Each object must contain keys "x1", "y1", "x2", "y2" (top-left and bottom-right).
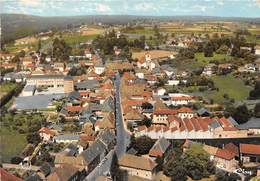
[
  {"x1": 63, "y1": 34, "x2": 97, "y2": 46},
  {"x1": 204, "y1": 74, "x2": 250, "y2": 103},
  {"x1": 0, "y1": 82, "x2": 17, "y2": 99},
  {"x1": 245, "y1": 35, "x2": 260, "y2": 44},
  {"x1": 0, "y1": 127, "x2": 27, "y2": 162},
  {"x1": 195, "y1": 53, "x2": 233, "y2": 65}
]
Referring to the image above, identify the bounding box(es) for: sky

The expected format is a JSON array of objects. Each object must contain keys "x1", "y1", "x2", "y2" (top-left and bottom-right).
[{"x1": 1, "y1": 0, "x2": 260, "y2": 18}]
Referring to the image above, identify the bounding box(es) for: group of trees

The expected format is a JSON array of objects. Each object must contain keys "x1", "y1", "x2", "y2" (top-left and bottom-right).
[
  {"x1": 67, "y1": 66, "x2": 86, "y2": 76},
  {"x1": 128, "y1": 136, "x2": 154, "y2": 155},
  {"x1": 249, "y1": 81, "x2": 260, "y2": 100},
  {"x1": 93, "y1": 30, "x2": 131, "y2": 58},
  {"x1": 164, "y1": 143, "x2": 215, "y2": 181},
  {"x1": 52, "y1": 38, "x2": 72, "y2": 61},
  {"x1": 224, "y1": 105, "x2": 251, "y2": 124},
  {"x1": 1, "y1": 112, "x2": 46, "y2": 136}
]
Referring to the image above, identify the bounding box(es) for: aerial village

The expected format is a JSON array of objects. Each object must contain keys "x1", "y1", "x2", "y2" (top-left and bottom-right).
[{"x1": 0, "y1": 21, "x2": 260, "y2": 181}]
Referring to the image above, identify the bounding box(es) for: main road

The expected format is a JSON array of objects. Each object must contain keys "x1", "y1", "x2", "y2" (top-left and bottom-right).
[
  {"x1": 114, "y1": 73, "x2": 131, "y2": 157},
  {"x1": 85, "y1": 73, "x2": 131, "y2": 181}
]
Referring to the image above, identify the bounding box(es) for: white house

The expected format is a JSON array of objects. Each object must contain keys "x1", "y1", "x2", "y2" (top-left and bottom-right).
[
  {"x1": 38, "y1": 127, "x2": 56, "y2": 142},
  {"x1": 153, "y1": 87, "x2": 166, "y2": 96},
  {"x1": 94, "y1": 63, "x2": 105, "y2": 75}
]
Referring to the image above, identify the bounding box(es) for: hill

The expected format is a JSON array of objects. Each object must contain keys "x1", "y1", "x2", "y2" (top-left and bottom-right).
[{"x1": 1, "y1": 13, "x2": 260, "y2": 45}]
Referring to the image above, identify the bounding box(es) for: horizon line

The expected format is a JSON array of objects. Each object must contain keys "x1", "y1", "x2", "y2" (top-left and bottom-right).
[{"x1": 1, "y1": 13, "x2": 260, "y2": 19}]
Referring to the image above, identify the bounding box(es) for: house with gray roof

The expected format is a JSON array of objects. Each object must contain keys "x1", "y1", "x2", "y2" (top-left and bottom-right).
[
  {"x1": 149, "y1": 137, "x2": 171, "y2": 159},
  {"x1": 80, "y1": 139, "x2": 106, "y2": 173},
  {"x1": 75, "y1": 80, "x2": 99, "y2": 91},
  {"x1": 98, "y1": 129, "x2": 116, "y2": 151}
]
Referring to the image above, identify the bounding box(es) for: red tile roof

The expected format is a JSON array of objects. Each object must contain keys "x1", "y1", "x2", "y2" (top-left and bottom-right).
[
  {"x1": 183, "y1": 118, "x2": 194, "y2": 132},
  {"x1": 219, "y1": 117, "x2": 233, "y2": 127},
  {"x1": 138, "y1": 125, "x2": 147, "y2": 132},
  {"x1": 38, "y1": 127, "x2": 56, "y2": 136},
  {"x1": 149, "y1": 150, "x2": 163, "y2": 157},
  {"x1": 66, "y1": 106, "x2": 83, "y2": 112},
  {"x1": 153, "y1": 109, "x2": 177, "y2": 115},
  {"x1": 224, "y1": 143, "x2": 239, "y2": 156},
  {"x1": 177, "y1": 107, "x2": 193, "y2": 113},
  {"x1": 190, "y1": 118, "x2": 202, "y2": 131},
  {"x1": 80, "y1": 134, "x2": 95, "y2": 142},
  {"x1": 215, "y1": 148, "x2": 236, "y2": 160},
  {"x1": 171, "y1": 96, "x2": 193, "y2": 101},
  {"x1": 0, "y1": 168, "x2": 23, "y2": 181},
  {"x1": 222, "y1": 127, "x2": 238, "y2": 131},
  {"x1": 240, "y1": 144, "x2": 260, "y2": 155}
]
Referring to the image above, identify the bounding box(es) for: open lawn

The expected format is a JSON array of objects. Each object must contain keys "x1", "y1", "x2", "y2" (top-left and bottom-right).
[
  {"x1": 0, "y1": 126, "x2": 27, "y2": 163},
  {"x1": 245, "y1": 35, "x2": 260, "y2": 44},
  {"x1": 195, "y1": 53, "x2": 232, "y2": 65},
  {"x1": 80, "y1": 27, "x2": 105, "y2": 36},
  {"x1": 132, "y1": 50, "x2": 177, "y2": 60},
  {"x1": 63, "y1": 34, "x2": 97, "y2": 46},
  {"x1": 204, "y1": 74, "x2": 251, "y2": 103},
  {"x1": 122, "y1": 28, "x2": 155, "y2": 34},
  {"x1": 0, "y1": 83, "x2": 17, "y2": 99}
]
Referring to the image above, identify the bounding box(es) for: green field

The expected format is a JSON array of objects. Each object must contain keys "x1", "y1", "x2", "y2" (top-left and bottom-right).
[
  {"x1": 123, "y1": 28, "x2": 155, "y2": 34},
  {"x1": 0, "y1": 83, "x2": 17, "y2": 99},
  {"x1": 204, "y1": 74, "x2": 251, "y2": 103},
  {"x1": 195, "y1": 53, "x2": 232, "y2": 65},
  {"x1": 0, "y1": 127, "x2": 27, "y2": 162},
  {"x1": 63, "y1": 34, "x2": 97, "y2": 46},
  {"x1": 245, "y1": 35, "x2": 260, "y2": 44}
]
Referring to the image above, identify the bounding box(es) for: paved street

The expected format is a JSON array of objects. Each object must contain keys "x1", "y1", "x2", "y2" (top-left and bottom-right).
[
  {"x1": 85, "y1": 73, "x2": 131, "y2": 180},
  {"x1": 114, "y1": 73, "x2": 131, "y2": 157}
]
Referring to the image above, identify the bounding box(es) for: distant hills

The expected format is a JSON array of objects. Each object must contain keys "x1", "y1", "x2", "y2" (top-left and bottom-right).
[{"x1": 1, "y1": 13, "x2": 260, "y2": 45}]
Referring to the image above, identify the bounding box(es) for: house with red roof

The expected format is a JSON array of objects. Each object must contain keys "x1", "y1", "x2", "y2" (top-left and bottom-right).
[
  {"x1": 171, "y1": 95, "x2": 193, "y2": 106},
  {"x1": 214, "y1": 148, "x2": 239, "y2": 170},
  {"x1": 177, "y1": 107, "x2": 196, "y2": 119},
  {"x1": 39, "y1": 127, "x2": 56, "y2": 142},
  {"x1": 152, "y1": 108, "x2": 177, "y2": 126},
  {"x1": 240, "y1": 143, "x2": 260, "y2": 165},
  {"x1": 0, "y1": 168, "x2": 23, "y2": 181},
  {"x1": 149, "y1": 137, "x2": 171, "y2": 159}
]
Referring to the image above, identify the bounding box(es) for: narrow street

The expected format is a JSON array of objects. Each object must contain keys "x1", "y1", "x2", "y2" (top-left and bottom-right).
[
  {"x1": 85, "y1": 73, "x2": 131, "y2": 180},
  {"x1": 114, "y1": 73, "x2": 131, "y2": 157}
]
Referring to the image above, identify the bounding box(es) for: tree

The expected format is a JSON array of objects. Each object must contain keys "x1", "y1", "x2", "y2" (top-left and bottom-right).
[
  {"x1": 254, "y1": 103, "x2": 260, "y2": 118},
  {"x1": 132, "y1": 136, "x2": 154, "y2": 155},
  {"x1": 164, "y1": 157, "x2": 187, "y2": 181},
  {"x1": 203, "y1": 42, "x2": 214, "y2": 57},
  {"x1": 37, "y1": 40, "x2": 42, "y2": 52},
  {"x1": 183, "y1": 144, "x2": 215, "y2": 180},
  {"x1": 179, "y1": 48, "x2": 195, "y2": 59},
  {"x1": 26, "y1": 132, "x2": 41, "y2": 145},
  {"x1": 216, "y1": 44, "x2": 229, "y2": 54},
  {"x1": 232, "y1": 105, "x2": 251, "y2": 124},
  {"x1": 142, "y1": 117, "x2": 152, "y2": 127},
  {"x1": 11, "y1": 156, "x2": 23, "y2": 164},
  {"x1": 249, "y1": 81, "x2": 260, "y2": 99},
  {"x1": 141, "y1": 102, "x2": 153, "y2": 110}
]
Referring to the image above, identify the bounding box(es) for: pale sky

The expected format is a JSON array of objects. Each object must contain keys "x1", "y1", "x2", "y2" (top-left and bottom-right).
[{"x1": 1, "y1": 0, "x2": 260, "y2": 17}]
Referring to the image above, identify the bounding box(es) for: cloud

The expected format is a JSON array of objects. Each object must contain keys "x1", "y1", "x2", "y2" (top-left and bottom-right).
[
  {"x1": 192, "y1": 5, "x2": 207, "y2": 12},
  {"x1": 217, "y1": 1, "x2": 224, "y2": 6},
  {"x1": 95, "y1": 3, "x2": 112, "y2": 13},
  {"x1": 134, "y1": 2, "x2": 157, "y2": 12},
  {"x1": 254, "y1": 0, "x2": 260, "y2": 7},
  {"x1": 18, "y1": 0, "x2": 42, "y2": 7}
]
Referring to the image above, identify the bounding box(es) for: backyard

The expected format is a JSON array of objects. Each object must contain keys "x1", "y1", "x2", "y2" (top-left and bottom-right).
[
  {"x1": 0, "y1": 82, "x2": 17, "y2": 99},
  {"x1": 195, "y1": 53, "x2": 233, "y2": 65},
  {"x1": 204, "y1": 74, "x2": 251, "y2": 104},
  {"x1": 0, "y1": 127, "x2": 27, "y2": 162}
]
